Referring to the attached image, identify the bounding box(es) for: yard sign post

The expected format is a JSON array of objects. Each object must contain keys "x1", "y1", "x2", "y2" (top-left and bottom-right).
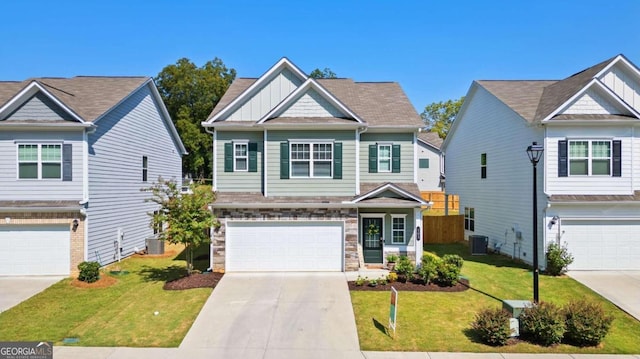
[{"x1": 389, "y1": 286, "x2": 398, "y2": 338}]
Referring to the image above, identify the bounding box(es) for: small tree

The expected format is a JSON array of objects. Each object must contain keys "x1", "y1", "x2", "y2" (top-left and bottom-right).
[{"x1": 144, "y1": 178, "x2": 216, "y2": 275}]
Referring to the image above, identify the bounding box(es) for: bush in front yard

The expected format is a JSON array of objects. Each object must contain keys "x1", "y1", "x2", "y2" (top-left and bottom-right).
[
  {"x1": 394, "y1": 256, "x2": 415, "y2": 281},
  {"x1": 442, "y1": 254, "x2": 464, "y2": 269},
  {"x1": 545, "y1": 242, "x2": 574, "y2": 276},
  {"x1": 519, "y1": 302, "x2": 565, "y2": 346},
  {"x1": 471, "y1": 307, "x2": 512, "y2": 346},
  {"x1": 563, "y1": 300, "x2": 614, "y2": 347},
  {"x1": 77, "y1": 261, "x2": 101, "y2": 283}
]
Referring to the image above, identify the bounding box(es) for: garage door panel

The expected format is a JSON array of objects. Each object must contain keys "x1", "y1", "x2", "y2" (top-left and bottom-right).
[{"x1": 0, "y1": 225, "x2": 70, "y2": 276}]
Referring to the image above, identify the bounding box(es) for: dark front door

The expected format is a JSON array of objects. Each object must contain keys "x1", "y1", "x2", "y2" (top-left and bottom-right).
[{"x1": 363, "y1": 217, "x2": 383, "y2": 263}]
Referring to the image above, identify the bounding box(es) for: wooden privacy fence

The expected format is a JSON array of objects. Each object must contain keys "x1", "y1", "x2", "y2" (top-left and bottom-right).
[
  {"x1": 421, "y1": 191, "x2": 459, "y2": 212},
  {"x1": 422, "y1": 215, "x2": 464, "y2": 244}
]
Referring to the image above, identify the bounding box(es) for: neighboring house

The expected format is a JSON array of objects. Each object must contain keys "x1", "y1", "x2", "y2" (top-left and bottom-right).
[
  {"x1": 443, "y1": 54, "x2": 640, "y2": 270},
  {"x1": 416, "y1": 131, "x2": 444, "y2": 192},
  {"x1": 202, "y1": 58, "x2": 427, "y2": 272},
  {"x1": 0, "y1": 77, "x2": 186, "y2": 275}
]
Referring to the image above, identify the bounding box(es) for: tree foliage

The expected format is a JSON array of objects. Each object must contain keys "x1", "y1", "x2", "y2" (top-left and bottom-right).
[
  {"x1": 155, "y1": 58, "x2": 236, "y2": 179},
  {"x1": 420, "y1": 96, "x2": 464, "y2": 139},
  {"x1": 144, "y1": 178, "x2": 217, "y2": 275},
  {"x1": 309, "y1": 67, "x2": 337, "y2": 79}
]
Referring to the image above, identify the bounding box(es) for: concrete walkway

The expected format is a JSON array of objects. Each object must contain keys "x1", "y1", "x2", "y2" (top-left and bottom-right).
[
  {"x1": 0, "y1": 276, "x2": 63, "y2": 312},
  {"x1": 568, "y1": 271, "x2": 640, "y2": 321}
]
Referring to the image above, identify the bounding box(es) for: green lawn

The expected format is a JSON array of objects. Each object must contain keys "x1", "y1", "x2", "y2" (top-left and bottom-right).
[
  {"x1": 351, "y1": 243, "x2": 640, "y2": 353},
  {"x1": 0, "y1": 244, "x2": 212, "y2": 347}
]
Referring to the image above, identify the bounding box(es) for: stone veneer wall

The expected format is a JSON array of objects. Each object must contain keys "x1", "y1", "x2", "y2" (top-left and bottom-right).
[
  {"x1": 0, "y1": 211, "x2": 84, "y2": 275},
  {"x1": 212, "y1": 208, "x2": 359, "y2": 272}
]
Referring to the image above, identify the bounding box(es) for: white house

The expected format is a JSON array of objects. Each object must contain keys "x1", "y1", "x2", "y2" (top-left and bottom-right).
[
  {"x1": 417, "y1": 131, "x2": 444, "y2": 192},
  {"x1": 443, "y1": 54, "x2": 640, "y2": 270}
]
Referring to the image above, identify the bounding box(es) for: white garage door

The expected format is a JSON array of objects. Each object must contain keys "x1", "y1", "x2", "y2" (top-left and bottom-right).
[
  {"x1": 562, "y1": 220, "x2": 640, "y2": 270},
  {"x1": 0, "y1": 225, "x2": 70, "y2": 275},
  {"x1": 226, "y1": 221, "x2": 343, "y2": 272}
]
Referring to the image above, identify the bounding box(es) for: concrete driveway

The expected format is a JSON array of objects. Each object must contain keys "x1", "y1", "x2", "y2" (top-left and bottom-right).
[
  {"x1": 0, "y1": 276, "x2": 64, "y2": 313},
  {"x1": 179, "y1": 272, "x2": 361, "y2": 358},
  {"x1": 568, "y1": 271, "x2": 640, "y2": 321}
]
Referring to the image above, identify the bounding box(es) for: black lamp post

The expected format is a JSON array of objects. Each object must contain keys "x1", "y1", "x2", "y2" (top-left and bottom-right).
[{"x1": 526, "y1": 141, "x2": 544, "y2": 303}]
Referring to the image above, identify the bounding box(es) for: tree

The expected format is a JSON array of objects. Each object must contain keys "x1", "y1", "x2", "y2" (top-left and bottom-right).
[
  {"x1": 420, "y1": 96, "x2": 465, "y2": 139},
  {"x1": 309, "y1": 67, "x2": 337, "y2": 79},
  {"x1": 155, "y1": 58, "x2": 236, "y2": 180},
  {"x1": 144, "y1": 178, "x2": 217, "y2": 275}
]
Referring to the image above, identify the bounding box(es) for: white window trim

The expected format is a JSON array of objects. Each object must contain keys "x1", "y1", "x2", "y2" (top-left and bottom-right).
[
  {"x1": 233, "y1": 140, "x2": 249, "y2": 172},
  {"x1": 290, "y1": 141, "x2": 334, "y2": 178},
  {"x1": 378, "y1": 143, "x2": 392, "y2": 173},
  {"x1": 464, "y1": 207, "x2": 475, "y2": 232},
  {"x1": 391, "y1": 214, "x2": 407, "y2": 244},
  {"x1": 142, "y1": 155, "x2": 148, "y2": 182},
  {"x1": 16, "y1": 143, "x2": 62, "y2": 180},
  {"x1": 568, "y1": 139, "x2": 612, "y2": 176}
]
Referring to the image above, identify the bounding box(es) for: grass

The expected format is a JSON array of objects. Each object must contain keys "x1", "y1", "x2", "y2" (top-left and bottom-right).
[
  {"x1": 351, "y1": 243, "x2": 640, "y2": 353},
  {"x1": 0, "y1": 244, "x2": 212, "y2": 347}
]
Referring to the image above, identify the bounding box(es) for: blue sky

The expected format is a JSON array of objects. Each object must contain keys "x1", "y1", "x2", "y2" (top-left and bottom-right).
[{"x1": 1, "y1": 1, "x2": 639, "y2": 112}]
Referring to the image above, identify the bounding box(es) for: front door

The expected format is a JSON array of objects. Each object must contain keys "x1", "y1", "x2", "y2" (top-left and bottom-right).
[{"x1": 363, "y1": 217, "x2": 383, "y2": 263}]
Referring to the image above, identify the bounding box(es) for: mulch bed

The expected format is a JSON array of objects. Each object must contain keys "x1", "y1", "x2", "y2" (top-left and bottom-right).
[
  {"x1": 163, "y1": 272, "x2": 224, "y2": 290},
  {"x1": 348, "y1": 278, "x2": 469, "y2": 292},
  {"x1": 70, "y1": 275, "x2": 117, "y2": 288}
]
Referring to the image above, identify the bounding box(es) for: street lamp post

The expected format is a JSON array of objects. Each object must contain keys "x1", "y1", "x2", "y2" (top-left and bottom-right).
[{"x1": 526, "y1": 142, "x2": 544, "y2": 303}]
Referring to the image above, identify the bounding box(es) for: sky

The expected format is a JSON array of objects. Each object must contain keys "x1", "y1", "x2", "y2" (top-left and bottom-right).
[{"x1": 1, "y1": 1, "x2": 640, "y2": 112}]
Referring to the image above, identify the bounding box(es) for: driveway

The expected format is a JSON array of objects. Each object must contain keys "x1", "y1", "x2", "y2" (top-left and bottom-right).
[
  {"x1": 179, "y1": 272, "x2": 361, "y2": 358},
  {"x1": 0, "y1": 276, "x2": 64, "y2": 312},
  {"x1": 568, "y1": 271, "x2": 640, "y2": 321}
]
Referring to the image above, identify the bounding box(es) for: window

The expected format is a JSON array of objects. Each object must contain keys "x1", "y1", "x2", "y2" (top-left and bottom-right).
[
  {"x1": 142, "y1": 156, "x2": 148, "y2": 182},
  {"x1": 419, "y1": 158, "x2": 429, "y2": 168},
  {"x1": 391, "y1": 215, "x2": 406, "y2": 244},
  {"x1": 234, "y1": 143, "x2": 248, "y2": 171},
  {"x1": 569, "y1": 140, "x2": 611, "y2": 176},
  {"x1": 153, "y1": 210, "x2": 163, "y2": 235},
  {"x1": 480, "y1": 153, "x2": 487, "y2": 179},
  {"x1": 464, "y1": 207, "x2": 475, "y2": 231},
  {"x1": 290, "y1": 142, "x2": 332, "y2": 178},
  {"x1": 378, "y1": 144, "x2": 392, "y2": 172},
  {"x1": 18, "y1": 144, "x2": 61, "y2": 179}
]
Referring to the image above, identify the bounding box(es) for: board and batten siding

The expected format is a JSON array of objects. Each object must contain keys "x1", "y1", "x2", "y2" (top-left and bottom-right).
[
  {"x1": 86, "y1": 84, "x2": 182, "y2": 265},
  {"x1": 215, "y1": 131, "x2": 263, "y2": 192},
  {"x1": 600, "y1": 63, "x2": 640, "y2": 110},
  {"x1": 444, "y1": 85, "x2": 545, "y2": 266},
  {"x1": 4, "y1": 92, "x2": 75, "y2": 121},
  {"x1": 0, "y1": 130, "x2": 84, "y2": 200},
  {"x1": 545, "y1": 126, "x2": 633, "y2": 195},
  {"x1": 266, "y1": 130, "x2": 356, "y2": 196},
  {"x1": 359, "y1": 133, "x2": 414, "y2": 183},
  {"x1": 228, "y1": 69, "x2": 303, "y2": 121},
  {"x1": 417, "y1": 142, "x2": 441, "y2": 191}
]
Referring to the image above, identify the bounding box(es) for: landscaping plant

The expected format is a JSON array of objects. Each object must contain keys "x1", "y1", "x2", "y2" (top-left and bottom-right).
[
  {"x1": 394, "y1": 255, "x2": 415, "y2": 282},
  {"x1": 77, "y1": 261, "x2": 101, "y2": 283},
  {"x1": 386, "y1": 272, "x2": 398, "y2": 283},
  {"x1": 563, "y1": 300, "x2": 614, "y2": 347},
  {"x1": 471, "y1": 307, "x2": 512, "y2": 346},
  {"x1": 519, "y1": 302, "x2": 565, "y2": 346},
  {"x1": 355, "y1": 276, "x2": 366, "y2": 286},
  {"x1": 545, "y1": 242, "x2": 574, "y2": 276}
]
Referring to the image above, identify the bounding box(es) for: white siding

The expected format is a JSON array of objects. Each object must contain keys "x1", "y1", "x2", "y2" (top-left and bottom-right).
[
  {"x1": 600, "y1": 64, "x2": 640, "y2": 111},
  {"x1": 215, "y1": 131, "x2": 263, "y2": 192},
  {"x1": 560, "y1": 88, "x2": 623, "y2": 115},
  {"x1": 86, "y1": 84, "x2": 182, "y2": 265},
  {"x1": 445, "y1": 86, "x2": 544, "y2": 266},
  {"x1": 0, "y1": 130, "x2": 84, "y2": 200},
  {"x1": 359, "y1": 133, "x2": 415, "y2": 183},
  {"x1": 417, "y1": 142, "x2": 442, "y2": 191},
  {"x1": 280, "y1": 89, "x2": 344, "y2": 118},
  {"x1": 228, "y1": 69, "x2": 303, "y2": 121},
  {"x1": 545, "y1": 126, "x2": 633, "y2": 195}
]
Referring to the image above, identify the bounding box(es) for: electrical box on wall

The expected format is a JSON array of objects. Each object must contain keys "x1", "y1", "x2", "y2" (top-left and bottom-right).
[{"x1": 515, "y1": 231, "x2": 522, "y2": 240}]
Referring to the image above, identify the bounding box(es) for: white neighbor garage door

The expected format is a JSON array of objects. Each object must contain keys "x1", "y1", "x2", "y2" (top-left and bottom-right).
[
  {"x1": 562, "y1": 220, "x2": 640, "y2": 270},
  {"x1": 0, "y1": 225, "x2": 70, "y2": 276},
  {"x1": 226, "y1": 221, "x2": 344, "y2": 272}
]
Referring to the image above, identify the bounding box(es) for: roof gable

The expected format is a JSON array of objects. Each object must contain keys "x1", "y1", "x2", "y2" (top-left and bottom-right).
[
  {"x1": 351, "y1": 182, "x2": 426, "y2": 204},
  {"x1": 0, "y1": 81, "x2": 85, "y2": 123},
  {"x1": 3, "y1": 91, "x2": 77, "y2": 122}
]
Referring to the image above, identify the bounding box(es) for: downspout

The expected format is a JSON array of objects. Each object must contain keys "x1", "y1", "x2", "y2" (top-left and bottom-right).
[
  {"x1": 203, "y1": 126, "x2": 216, "y2": 271},
  {"x1": 264, "y1": 128, "x2": 268, "y2": 197},
  {"x1": 82, "y1": 125, "x2": 96, "y2": 261}
]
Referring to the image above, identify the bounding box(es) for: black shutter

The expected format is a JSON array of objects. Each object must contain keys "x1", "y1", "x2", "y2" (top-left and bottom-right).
[
  {"x1": 280, "y1": 142, "x2": 289, "y2": 179},
  {"x1": 248, "y1": 142, "x2": 258, "y2": 173},
  {"x1": 62, "y1": 144, "x2": 72, "y2": 181},
  {"x1": 368, "y1": 144, "x2": 377, "y2": 173},
  {"x1": 392, "y1": 144, "x2": 401, "y2": 173},
  {"x1": 612, "y1": 140, "x2": 621, "y2": 177},
  {"x1": 333, "y1": 142, "x2": 342, "y2": 179},
  {"x1": 224, "y1": 143, "x2": 233, "y2": 172},
  {"x1": 558, "y1": 140, "x2": 568, "y2": 177}
]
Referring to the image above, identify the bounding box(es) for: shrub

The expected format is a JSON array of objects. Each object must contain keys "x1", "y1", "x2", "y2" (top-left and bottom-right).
[
  {"x1": 422, "y1": 252, "x2": 441, "y2": 266},
  {"x1": 563, "y1": 300, "x2": 614, "y2": 347},
  {"x1": 442, "y1": 254, "x2": 464, "y2": 269},
  {"x1": 545, "y1": 242, "x2": 574, "y2": 276},
  {"x1": 355, "y1": 275, "x2": 366, "y2": 286},
  {"x1": 471, "y1": 307, "x2": 512, "y2": 346},
  {"x1": 417, "y1": 262, "x2": 437, "y2": 284},
  {"x1": 386, "y1": 272, "x2": 398, "y2": 283},
  {"x1": 386, "y1": 253, "x2": 399, "y2": 263},
  {"x1": 77, "y1": 261, "x2": 101, "y2": 283},
  {"x1": 519, "y1": 302, "x2": 565, "y2": 346},
  {"x1": 394, "y1": 255, "x2": 414, "y2": 276}
]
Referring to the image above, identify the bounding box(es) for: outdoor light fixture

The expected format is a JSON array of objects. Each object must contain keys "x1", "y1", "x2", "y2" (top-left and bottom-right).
[
  {"x1": 526, "y1": 141, "x2": 543, "y2": 303},
  {"x1": 72, "y1": 218, "x2": 79, "y2": 231}
]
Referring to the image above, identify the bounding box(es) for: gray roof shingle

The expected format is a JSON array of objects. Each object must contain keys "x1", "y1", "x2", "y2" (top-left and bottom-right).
[{"x1": 417, "y1": 131, "x2": 443, "y2": 149}]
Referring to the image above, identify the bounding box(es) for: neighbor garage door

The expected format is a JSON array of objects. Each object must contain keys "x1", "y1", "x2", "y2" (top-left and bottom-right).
[
  {"x1": 561, "y1": 220, "x2": 640, "y2": 270},
  {"x1": 226, "y1": 221, "x2": 343, "y2": 272},
  {"x1": 0, "y1": 225, "x2": 70, "y2": 275}
]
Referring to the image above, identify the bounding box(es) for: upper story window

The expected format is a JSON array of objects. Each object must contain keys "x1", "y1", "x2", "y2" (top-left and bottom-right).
[
  {"x1": 368, "y1": 143, "x2": 400, "y2": 173},
  {"x1": 480, "y1": 153, "x2": 487, "y2": 179},
  {"x1": 290, "y1": 142, "x2": 332, "y2": 178},
  {"x1": 464, "y1": 207, "x2": 475, "y2": 232},
  {"x1": 142, "y1": 156, "x2": 148, "y2": 182},
  {"x1": 18, "y1": 144, "x2": 62, "y2": 179},
  {"x1": 419, "y1": 158, "x2": 430, "y2": 168},
  {"x1": 234, "y1": 143, "x2": 248, "y2": 171},
  {"x1": 391, "y1": 215, "x2": 406, "y2": 244},
  {"x1": 378, "y1": 144, "x2": 392, "y2": 172},
  {"x1": 569, "y1": 140, "x2": 610, "y2": 176}
]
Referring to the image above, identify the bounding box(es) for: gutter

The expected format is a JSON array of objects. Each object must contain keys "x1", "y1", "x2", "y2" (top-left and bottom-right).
[
  {"x1": 0, "y1": 206, "x2": 83, "y2": 213},
  {"x1": 210, "y1": 201, "x2": 427, "y2": 209}
]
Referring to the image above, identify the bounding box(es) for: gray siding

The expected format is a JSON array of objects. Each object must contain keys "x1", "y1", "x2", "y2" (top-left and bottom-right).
[
  {"x1": 281, "y1": 89, "x2": 344, "y2": 117},
  {"x1": 4, "y1": 92, "x2": 74, "y2": 121},
  {"x1": 267, "y1": 130, "x2": 356, "y2": 196},
  {"x1": 359, "y1": 133, "x2": 415, "y2": 183},
  {"x1": 86, "y1": 84, "x2": 182, "y2": 265},
  {"x1": 0, "y1": 130, "x2": 83, "y2": 200},
  {"x1": 215, "y1": 131, "x2": 263, "y2": 192}
]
